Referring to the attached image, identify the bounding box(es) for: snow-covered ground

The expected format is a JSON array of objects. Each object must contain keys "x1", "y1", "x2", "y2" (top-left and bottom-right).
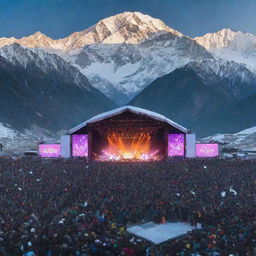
[
  {"x1": 0, "y1": 123, "x2": 16, "y2": 138},
  {"x1": 201, "y1": 126, "x2": 256, "y2": 154},
  {"x1": 0, "y1": 123, "x2": 57, "y2": 155}
]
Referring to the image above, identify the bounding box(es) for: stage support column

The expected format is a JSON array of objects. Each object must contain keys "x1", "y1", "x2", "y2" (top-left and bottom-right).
[
  {"x1": 88, "y1": 130, "x2": 92, "y2": 161},
  {"x1": 186, "y1": 134, "x2": 196, "y2": 158},
  {"x1": 165, "y1": 127, "x2": 168, "y2": 159},
  {"x1": 61, "y1": 135, "x2": 71, "y2": 158}
]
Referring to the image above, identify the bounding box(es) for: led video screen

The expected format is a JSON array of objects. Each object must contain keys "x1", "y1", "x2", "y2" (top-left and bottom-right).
[
  {"x1": 168, "y1": 134, "x2": 185, "y2": 157},
  {"x1": 39, "y1": 144, "x2": 60, "y2": 158},
  {"x1": 72, "y1": 134, "x2": 88, "y2": 157},
  {"x1": 196, "y1": 144, "x2": 218, "y2": 157}
]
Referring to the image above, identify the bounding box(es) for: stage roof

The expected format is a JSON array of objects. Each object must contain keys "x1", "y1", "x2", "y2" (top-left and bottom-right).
[{"x1": 68, "y1": 105, "x2": 189, "y2": 134}]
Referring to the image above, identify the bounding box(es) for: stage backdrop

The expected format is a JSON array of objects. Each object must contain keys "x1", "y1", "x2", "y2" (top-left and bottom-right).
[
  {"x1": 39, "y1": 144, "x2": 61, "y2": 158},
  {"x1": 72, "y1": 134, "x2": 88, "y2": 157},
  {"x1": 196, "y1": 144, "x2": 218, "y2": 157},
  {"x1": 168, "y1": 134, "x2": 185, "y2": 157}
]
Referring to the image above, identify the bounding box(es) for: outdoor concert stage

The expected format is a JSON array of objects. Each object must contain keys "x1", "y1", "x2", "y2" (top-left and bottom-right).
[{"x1": 57, "y1": 106, "x2": 197, "y2": 161}]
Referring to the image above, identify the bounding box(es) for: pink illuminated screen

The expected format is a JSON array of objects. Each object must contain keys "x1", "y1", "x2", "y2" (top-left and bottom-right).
[
  {"x1": 168, "y1": 134, "x2": 185, "y2": 157},
  {"x1": 72, "y1": 135, "x2": 88, "y2": 157},
  {"x1": 196, "y1": 144, "x2": 218, "y2": 157},
  {"x1": 39, "y1": 144, "x2": 60, "y2": 158}
]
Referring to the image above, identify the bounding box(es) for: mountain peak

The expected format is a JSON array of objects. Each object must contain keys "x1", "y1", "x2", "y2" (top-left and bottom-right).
[
  {"x1": 94, "y1": 11, "x2": 183, "y2": 43},
  {"x1": 31, "y1": 31, "x2": 46, "y2": 37},
  {"x1": 194, "y1": 28, "x2": 237, "y2": 50},
  {"x1": 194, "y1": 27, "x2": 256, "y2": 72},
  {"x1": 0, "y1": 11, "x2": 183, "y2": 51},
  {"x1": 18, "y1": 31, "x2": 55, "y2": 48},
  {"x1": 217, "y1": 28, "x2": 236, "y2": 34},
  {"x1": 194, "y1": 27, "x2": 256, "y2": 51},
  {"x1": 57, "y1": 11, "x2": 184, "y2": 50}
]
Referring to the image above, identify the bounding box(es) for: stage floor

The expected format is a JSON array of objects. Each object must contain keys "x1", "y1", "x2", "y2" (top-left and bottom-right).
[{"x1": 127, "y1": 221, "x2": 200, "y2": 245}]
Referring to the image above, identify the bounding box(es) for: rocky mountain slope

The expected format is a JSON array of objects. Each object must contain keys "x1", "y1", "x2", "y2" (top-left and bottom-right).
[
  {"x1": 0, "y1": 50, "x2": 115, "y2": 136},
  {"x1": 67, "y1": 33, "x2": 213, "y2": 103},
  {"x1": 130, "y1": 60, "x2": 256, "y2": 137}
]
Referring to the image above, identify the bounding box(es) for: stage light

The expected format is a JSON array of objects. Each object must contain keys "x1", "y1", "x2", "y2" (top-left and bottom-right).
[
  {"x1": 123, "y1": 153, "x2": 132, "y2": 159},
  {"x1": 99, "y1": 133, "x2": 159, "y2": 161}
]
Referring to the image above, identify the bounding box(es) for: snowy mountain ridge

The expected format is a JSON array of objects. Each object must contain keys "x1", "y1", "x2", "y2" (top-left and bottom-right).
[
  {"x1": 65, "y1": 33, "x2": 213, "y2": 103},
  {"x1": 0, "y1": 12, "x2": 214, "y2": 103},
  {"x1": 0, "y1": 12, "x2": 183, "y2": 51},
  {"x1": 0, "y1": 43, "x2": 93, "y2": 90},
  {"x1": 186, "y1": 58, "x2": 256, "y2": 92},
  {"x1": 194, "y1": 28, "x2": 256, "y2": 72},
  {"x1": 0, "y1": 11, "x2": 256, "y2": 104}
]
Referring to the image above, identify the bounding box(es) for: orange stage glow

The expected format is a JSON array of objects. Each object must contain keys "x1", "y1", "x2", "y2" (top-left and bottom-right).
[{"x1": 101, "y1": 133, "x2": 158, "y2": 161}]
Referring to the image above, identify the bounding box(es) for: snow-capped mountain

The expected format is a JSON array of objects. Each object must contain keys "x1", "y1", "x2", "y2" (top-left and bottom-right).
[
  {"x1": 0, "y1": 12, "x2": 213, "y2": 103},
  {"x1": 67, "y1": 32, "x2": 213, "y2": 103},
  {"x1": 1, "y1": 12, "x2": 256, "y2": 104},
  {"x1": 0, "y1": 12, "x2": 182, "y2": 50},
  {"x1": 58, "y1": 12, "x2": 213, "y2": 103},
  {"x1": 62, "y1": 12, "x2": 213, "y2": 102},
  {"x1": 194, "y1": 28, "x2": 256, "y2": 73}
]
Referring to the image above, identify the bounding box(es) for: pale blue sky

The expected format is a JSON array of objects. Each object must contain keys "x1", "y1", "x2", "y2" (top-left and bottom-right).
[{"x1": 0, "y1": 0, "x2": 255, "y2": 38}]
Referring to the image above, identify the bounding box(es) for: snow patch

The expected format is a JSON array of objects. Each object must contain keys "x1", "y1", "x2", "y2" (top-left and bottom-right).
[
  {"x1": 0, "y1": 123, "x2": 15, "y2": 138},
  {"x1": 236, "y1": 126, "x2": 256, "y2": 135}
]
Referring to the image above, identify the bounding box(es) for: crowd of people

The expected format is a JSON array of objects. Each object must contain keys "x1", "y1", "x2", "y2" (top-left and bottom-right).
[{"x1": 0, "y1": 157, "x2": 255, "y2": 256}]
